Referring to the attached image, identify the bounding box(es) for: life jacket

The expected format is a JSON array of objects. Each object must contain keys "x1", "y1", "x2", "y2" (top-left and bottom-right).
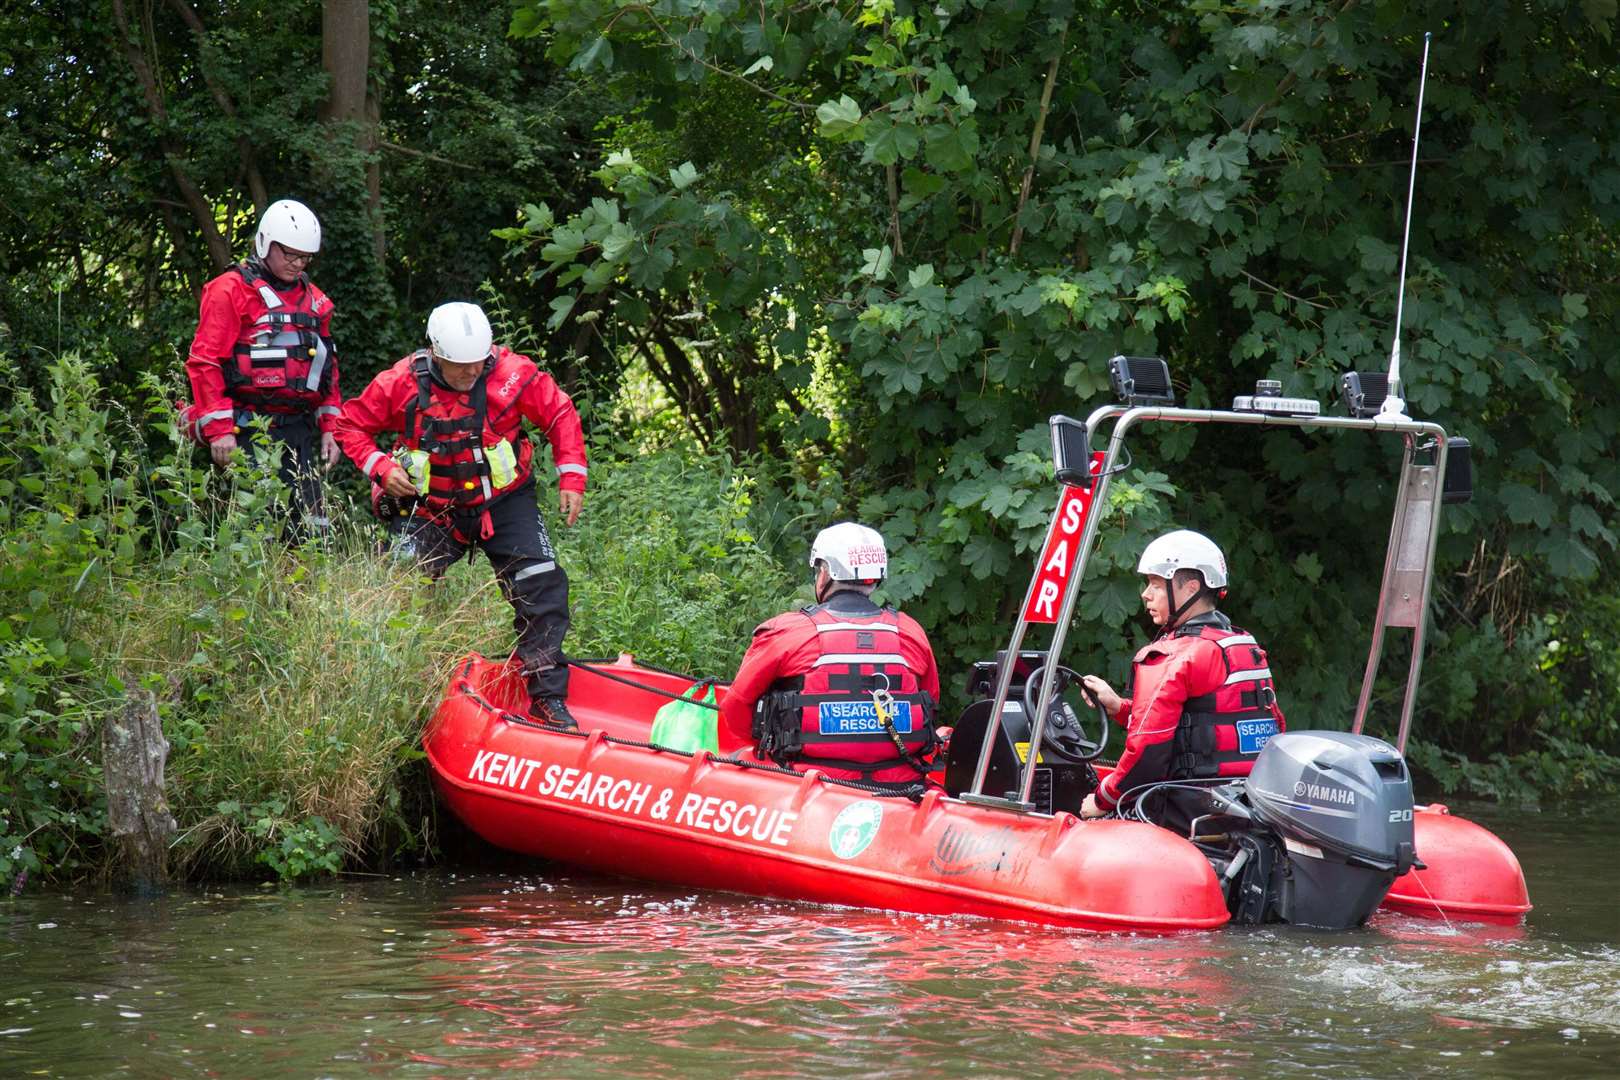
[
  {"x1": 1170, "y1": 623, "x2": 1284, "y2": 779},
  {"x1": 398, "y1": 350, "x2": 534, "y2": 528},
  {"x1": 219, "y1": 264, "x2": 334, "y2": 412},
  {"x1": 755, "y1": 603, "x2": 937, "y2": 781}
]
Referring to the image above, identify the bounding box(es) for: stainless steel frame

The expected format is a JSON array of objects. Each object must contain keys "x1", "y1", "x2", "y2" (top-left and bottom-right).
[{"x1": 967, "y1": 404, "x2": 1452, "y2": 804}]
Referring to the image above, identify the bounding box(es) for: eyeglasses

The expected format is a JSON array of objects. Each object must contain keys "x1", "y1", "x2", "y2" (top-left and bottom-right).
[{"x1": 273, "y1": 243, "x2": 316, "y2": 267}]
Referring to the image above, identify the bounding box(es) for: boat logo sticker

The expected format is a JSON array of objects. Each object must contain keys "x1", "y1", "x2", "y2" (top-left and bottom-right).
[{"x1": 828, "y1": 800, "x2": 884, "y2": 859}]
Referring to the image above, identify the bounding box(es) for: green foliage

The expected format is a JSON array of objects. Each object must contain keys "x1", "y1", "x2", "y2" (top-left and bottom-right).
[
  {"x1": 511, "y1": 0, "x2": 1620, "y2": 762},
  {"x1": 1407, "y1": 737, "x2": 1620, "y2": 805},
  {"x1": 0, "y1": 351, "x2": 807, "y2": 883},
  {"x1": 566, "y1": 436, "x2": 802, "y2": 675},
  {"x1": 211, "y1": 799, "x2": 346, "y2": 882},
  {"x1": 0, "y1": 356, "x2": 145, "y2": 881}
]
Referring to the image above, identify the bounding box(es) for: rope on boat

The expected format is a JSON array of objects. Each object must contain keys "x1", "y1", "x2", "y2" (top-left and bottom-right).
[
  {"x1": 567, "y1": 658, "x2": 722, "y2": 712},
  {"x1": 499, "y1": 705, "x2": 926, "y2": 802}
]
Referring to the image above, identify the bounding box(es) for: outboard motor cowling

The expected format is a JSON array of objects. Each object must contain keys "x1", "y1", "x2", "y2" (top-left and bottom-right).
[{"x1": 1243, "y1": 732, "x2": 1419, "y2": 928}]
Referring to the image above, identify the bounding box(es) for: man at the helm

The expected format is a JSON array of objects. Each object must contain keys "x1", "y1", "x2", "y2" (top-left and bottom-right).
[
  {"x1": 183, "y1": 198, "x2": 341, "y2": 540},
  {"x1": 1079, "y1": 529, "x2": 1287, "y2": 827},
  {"x1": 720, "y1": 522, "x2": 943, "y2": 785}
]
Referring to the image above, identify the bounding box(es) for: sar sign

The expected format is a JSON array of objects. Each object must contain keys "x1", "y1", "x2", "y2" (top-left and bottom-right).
[{"x1": 1021, "y1": 452, "x2": 1103, "y2": 624}]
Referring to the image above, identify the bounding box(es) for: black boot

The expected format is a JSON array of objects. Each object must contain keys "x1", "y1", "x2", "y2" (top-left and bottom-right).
[{"x1": 532, "y1": 696, "x2": 579, "y2": 731}]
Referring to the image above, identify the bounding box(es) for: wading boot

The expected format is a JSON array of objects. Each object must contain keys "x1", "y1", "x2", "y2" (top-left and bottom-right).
[{"x1": 533, "y1": 696, "x2": 579, "y2": 731}]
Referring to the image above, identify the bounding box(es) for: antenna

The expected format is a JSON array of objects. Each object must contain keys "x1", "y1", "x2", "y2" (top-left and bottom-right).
[{"x1": 1380, "y1": 31, "x2": 1433, "y2": 420}]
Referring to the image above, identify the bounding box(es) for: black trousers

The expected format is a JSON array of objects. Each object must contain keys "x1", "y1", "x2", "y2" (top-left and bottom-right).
[
  {"x1": 389, "y1": 479, "x2": 571, "y2": 699},
  {"x1": 236, "y1": 409, "x2": 327, "y2": 544}
]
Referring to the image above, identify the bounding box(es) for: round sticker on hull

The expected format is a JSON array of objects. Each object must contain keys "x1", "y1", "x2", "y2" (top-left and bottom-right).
[{"x1": 828, "y1": 800, "x2": 884, "y2": 859}]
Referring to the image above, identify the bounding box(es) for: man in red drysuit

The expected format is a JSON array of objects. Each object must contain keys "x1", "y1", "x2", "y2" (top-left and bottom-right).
[
  {"x1": 336, "y1": 301, "x2": 587, "y2": 728},
  {"x1": 183, "y1": 198, "x2": 341, "y2": 540},
  {"x1": 1079, "y1": 529, "x2": 1286, "y2": 830},
  {"x1": 720, "y1": 522, "x2": 942, "y2": 786}
]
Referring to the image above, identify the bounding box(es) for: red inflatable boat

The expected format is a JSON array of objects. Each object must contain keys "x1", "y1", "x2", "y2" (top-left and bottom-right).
[
  {"x1": 425, "y1": 651, "x2": 1528, "y2": 931},
  {"x1": 426, "y1": 653, "x2": 1232, "y2": 932},
  {"x1": 427, "y1": 365, "x2": 1531, "y2": 931}
]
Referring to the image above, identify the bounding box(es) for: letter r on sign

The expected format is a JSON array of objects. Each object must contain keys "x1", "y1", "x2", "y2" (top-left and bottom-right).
[{"x1": 1033, "y1": 580, "x2": 1060, "y2": 621}]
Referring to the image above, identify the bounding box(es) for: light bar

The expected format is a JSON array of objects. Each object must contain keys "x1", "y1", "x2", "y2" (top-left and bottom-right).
[{"x1": 1232, "y1": 379, "x2": 1320, "y2": 417}]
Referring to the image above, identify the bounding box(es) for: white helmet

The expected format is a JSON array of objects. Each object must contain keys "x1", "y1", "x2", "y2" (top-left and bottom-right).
[
  {"x1": 254, "y1": 199, "x2": 322, "y2": 259},
  {"x1": 1138, "y1": 529, "x2": 1228, "y2": 589},
  {"x1": 810, "y1": 522, "x2": 888, "y2": 582},
  {"x1": 427, "y1": 302, "x2": 494, "y2": 364}
]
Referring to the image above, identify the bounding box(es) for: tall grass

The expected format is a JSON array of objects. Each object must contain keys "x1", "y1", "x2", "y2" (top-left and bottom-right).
[{"x1": 2, "y1": 353, "x2": 800, "y2": 883}]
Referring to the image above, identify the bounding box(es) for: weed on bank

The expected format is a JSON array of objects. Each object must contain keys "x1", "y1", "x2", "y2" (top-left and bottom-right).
[{"x1": 1, "y1": 356, "x2": 796, "y2": 885}]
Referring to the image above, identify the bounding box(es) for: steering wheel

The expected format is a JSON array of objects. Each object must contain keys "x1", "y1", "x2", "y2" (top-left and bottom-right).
[{"x1": 1022, "y1": 664, "x2": 1110, "y2": 762}]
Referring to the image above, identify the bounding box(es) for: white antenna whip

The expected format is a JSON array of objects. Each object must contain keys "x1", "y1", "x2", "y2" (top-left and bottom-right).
[{"x1": 1381, "y1": 31, "x2": 1432, "y2": 419}]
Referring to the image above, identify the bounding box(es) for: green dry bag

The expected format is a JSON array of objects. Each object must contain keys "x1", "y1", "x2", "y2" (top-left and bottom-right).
[{"x1": 649, "y1": 679, "x2": 720, "y2": 754}]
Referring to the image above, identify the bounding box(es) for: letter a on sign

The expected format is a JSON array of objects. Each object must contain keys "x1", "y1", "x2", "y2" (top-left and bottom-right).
[{"x1": 1021, "y1": 452, "x2": 1104, "y2": 624}]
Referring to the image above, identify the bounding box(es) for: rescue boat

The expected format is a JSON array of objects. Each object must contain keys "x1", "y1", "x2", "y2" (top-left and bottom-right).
[
  {"x1": 425, "y1": 648, "x2": 1529, "y2": 931},
  {"x1": 425, "y1": 352, "x2": 1531, "y2": 932},
  {"x1": 426, "y1": 652, "x2": 1233, "y2": 932}
]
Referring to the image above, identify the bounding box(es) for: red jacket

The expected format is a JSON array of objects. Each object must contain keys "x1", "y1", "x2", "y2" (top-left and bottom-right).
[
  {"x1": 336, "y1": 346, "x2": 587, "y2": 501},
  {"x1": 1095, "y1": 612, "x2": 1286, "y2": 811},
  {"x1": 720, "y1": 590, "x2": 941, "y2": 783},
  {"x1": 186, "y1": 265, "x2": 340, "y2": 441}
]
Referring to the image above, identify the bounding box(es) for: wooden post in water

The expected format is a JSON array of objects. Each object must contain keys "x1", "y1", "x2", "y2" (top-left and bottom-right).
[{"x1": 102, "y1": 687, "x2": 177, "y2": 892}]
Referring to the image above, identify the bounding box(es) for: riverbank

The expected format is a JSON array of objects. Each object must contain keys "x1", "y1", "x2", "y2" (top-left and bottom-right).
[{"x1": 0, "y1": 356, "x2": 800, "y2": 886}]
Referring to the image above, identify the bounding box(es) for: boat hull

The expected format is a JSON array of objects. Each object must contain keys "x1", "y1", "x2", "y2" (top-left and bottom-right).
[
  {"x1": 1383, "y1": 805, "x2": 1532, "y2": 923},
  {"x1": 426, "y1": 654, "x2": 1231, "y2": 931}
]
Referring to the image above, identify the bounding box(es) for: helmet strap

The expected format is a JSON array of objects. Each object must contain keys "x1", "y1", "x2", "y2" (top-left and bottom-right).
[{"x1": 1165, "y1": 576, "x2": 1211, "y2": 633}]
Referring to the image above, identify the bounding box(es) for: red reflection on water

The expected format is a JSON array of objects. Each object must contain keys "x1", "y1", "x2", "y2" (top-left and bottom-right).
[{"x1": 411, "y1": 884, "x2": 1249, "y2": 1071}]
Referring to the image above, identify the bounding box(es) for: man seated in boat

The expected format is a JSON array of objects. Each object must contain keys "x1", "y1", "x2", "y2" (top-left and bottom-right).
[
  {"x1": 1078, "y1": 529, "x2": 1286, "y2": 830},
  {"x1": 719, "y1": 523, "x2": 943, "y2": 787}
]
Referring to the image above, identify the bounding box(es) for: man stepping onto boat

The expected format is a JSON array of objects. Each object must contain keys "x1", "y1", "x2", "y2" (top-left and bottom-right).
[
  {"x1": 722, "y1": 523, "x2": 943, "y2": 786},
  {"x1": 336, "y1": 301, "x2": 587, "y2": 728},
  {"x1": 1079, "y1": 530, "x2": 1286, "y2": 829}
]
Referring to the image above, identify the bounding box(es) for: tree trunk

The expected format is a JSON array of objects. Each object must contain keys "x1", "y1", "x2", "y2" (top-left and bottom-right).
[
  {"x1": 102, "y1": 688, "x2": 178, "y2": 894},
  {"x1": 321, "y1": 1, "x2": 385, "y2": 264}
]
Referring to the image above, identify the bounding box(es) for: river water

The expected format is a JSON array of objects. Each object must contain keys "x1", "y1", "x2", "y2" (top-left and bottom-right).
[{"x1": 3, "y1": 800, "x2": 1617, "y2": 1078}]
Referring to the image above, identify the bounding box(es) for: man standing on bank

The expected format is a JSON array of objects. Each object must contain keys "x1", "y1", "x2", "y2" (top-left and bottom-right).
[
  {"x1": 184, "y1": 198, "x2": 342, "y2": 539},
  {"x1": 336, "y1": 301, "x2": 587, "y2": 728}
]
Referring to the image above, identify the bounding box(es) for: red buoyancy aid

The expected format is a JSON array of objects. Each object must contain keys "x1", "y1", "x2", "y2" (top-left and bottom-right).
[
  {"x1": 1169, "y1": 624, "x2": 1285, "y2": 779},
  {"x1": 219, "y1": 265, "x2": 335, "y2": 411},
  {"x1": 398, "y1": 350, "x2": 535, "y2": 512},
  {"x1": 756, "y1": 604, "x2": 938, "y2": 780}
]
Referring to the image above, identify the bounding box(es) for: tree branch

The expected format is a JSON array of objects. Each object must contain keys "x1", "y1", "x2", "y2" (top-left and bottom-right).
[
  {"x1": 380, "y1": 140, "x2": 477, "y2": 170},
  {"x1": 112, "y1": 0, "x2": 231, "y2": 270},
  {"x1": 1240, "y1": 269, "x2": 1333, "y2": 312},
  {"x1": 1242, "y1": 0, "x2": 1360, "y2": 135},
  {"x1": 162, "y1": 0, "x2": 268, "y2": 210},
  {"x1": 632, "y1": 5, "x2": 814, "y2": 112},
  {"x1": 1010, "y1": 23, "x2": 1069, "y2": 257}
]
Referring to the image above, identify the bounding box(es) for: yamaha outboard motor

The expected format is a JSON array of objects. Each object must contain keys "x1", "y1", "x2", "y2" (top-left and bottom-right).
[{"x1": 1241, "y1": 731, "x2": 1421, "y2": 929}]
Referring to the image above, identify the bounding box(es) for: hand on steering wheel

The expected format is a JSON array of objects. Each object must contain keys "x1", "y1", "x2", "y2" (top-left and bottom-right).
[{"x1": 1023, "y1": 664, "x2": 1110, "y2": 762}]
